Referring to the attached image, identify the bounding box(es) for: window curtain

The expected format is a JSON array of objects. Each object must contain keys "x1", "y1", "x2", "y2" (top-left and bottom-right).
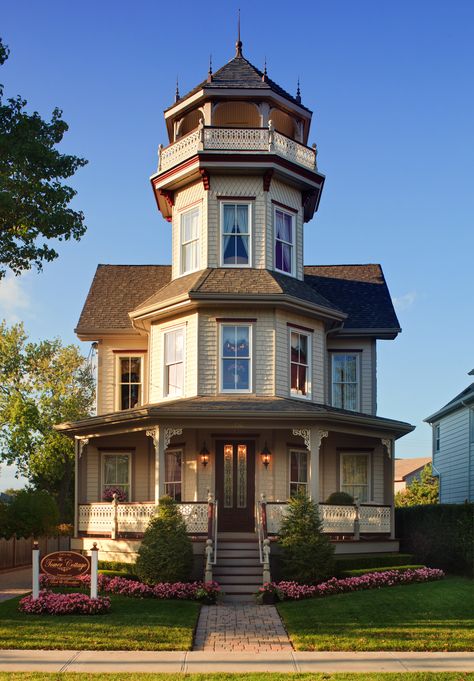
[{"x1": 223, "y1": 204, "x2": 249, "y2": 264}]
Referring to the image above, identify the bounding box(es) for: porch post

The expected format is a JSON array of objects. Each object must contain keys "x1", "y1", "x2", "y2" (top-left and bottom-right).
[
  {"x1": 147, "y1": 427, "x2": 183, "y2": 503},
  {"x1": 382, "y1": 438, "x2": 395, "y2": 539},
  {"x1": 74, "y1": 437, "x2": 89, "y2": 537},
  {"x1": 292, "y1": 428, "x2": 328, "y2": 503}
]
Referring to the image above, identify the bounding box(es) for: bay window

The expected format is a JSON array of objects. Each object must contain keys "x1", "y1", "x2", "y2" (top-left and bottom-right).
[
  {"x1": 164, "y1": 449, "x2": 183, "y2": 501},
  {"x1": 289, "y1": 449, "x2": 308, "y2": 497},
  {"x1": 220, "y1": 324, "x2": 252, "y2": 392},
  {"x1": 340, "y1": 452, "x2": 370, "y2": 502},
  {"x1": 117, "y1": 356, "x2": 142, "y2": 410},
  {"x1": 164, "y1": 327, "x2": 184, "y2": 397},
  {"x1": 275, "y1": 208, "x2": 294, "y2": 275},
  {"x1": 331, "y1": 353, "x2": 359, "y2": 411},
  {"x1": 290, "y1": 330, "x2": 311, "y2": 398},
  {"x1": 221, "y1": 203, "x2": 251, "y2": 266},
  {"x1": 180, "y1": 207, "x2": 200, "y2": 275}
]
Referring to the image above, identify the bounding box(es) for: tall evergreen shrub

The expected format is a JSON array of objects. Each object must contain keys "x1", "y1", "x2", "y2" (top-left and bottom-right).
[{"x1": 279, "y1": 492, "x2": 335, "y2": 584}]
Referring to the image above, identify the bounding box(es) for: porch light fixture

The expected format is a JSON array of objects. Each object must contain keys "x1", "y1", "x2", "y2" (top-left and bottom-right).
[
  {"x1": 260, "y1": 442, "x2": 271, "y2": 468},
  {"x1": 200, "y1": 442, "x2": 210, "y2": 467}
]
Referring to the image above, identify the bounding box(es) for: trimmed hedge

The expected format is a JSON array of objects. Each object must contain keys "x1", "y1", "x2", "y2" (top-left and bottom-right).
[
  {"x1": 98, "y1": 560, "x2": 131, "y2": 571},
  {"x1": 334, "y1": 552, "x2": 414, "y2": 575},
  {"x1": 395, "y1": 503, "x2": 474, "y2": 577},
  {"x1": 341, "y1": 564, "x2": 425, "y2": 577},
  {"x1": 98, "y1": 569, "x2": 138, "y2": 580}
]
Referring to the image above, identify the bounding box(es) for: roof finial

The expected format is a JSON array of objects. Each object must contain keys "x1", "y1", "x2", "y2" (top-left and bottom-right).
[
  {"x1": 235, "y1": 8, "x2": 243, "y2": 57},
  {"x1": 296, "y1": 77, "x2": 301, "y2": 104},
  {"x1": 207, "y1": 54, "x2": 213, "y2": 82},
  {"x1": 175, "y1": 76, "x2": 180, "y2": 103},
  {"x1": 262, "y1": 56, "x2": 267, "y2": 82}
]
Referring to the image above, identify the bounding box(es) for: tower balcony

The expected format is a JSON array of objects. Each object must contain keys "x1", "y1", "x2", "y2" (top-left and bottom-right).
[{"x1": 158, "y1": 124, "x2": 318, "y2": 174}]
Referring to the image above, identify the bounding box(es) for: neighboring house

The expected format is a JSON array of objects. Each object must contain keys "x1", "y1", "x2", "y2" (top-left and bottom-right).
[
  {"x1": 425, "y1": 370, "x2": 474, "y2": 504},
  {"x1": 394, "y1": 457, "x2": 431, "y2": 494},
  {"x1": 57, "y1": 38, "x2": 413, "y2": 587}
]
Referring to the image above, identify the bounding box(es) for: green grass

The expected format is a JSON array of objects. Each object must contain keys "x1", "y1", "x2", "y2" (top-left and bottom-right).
[
  {"x1": 0, "y1": 595, "x2": 200, "y2": 650},
  {"x1": 1, "y1": 675, "x2": 473, "y2": 681},
  {"x1": 278, "y1": 577, "x2": 474, "y2": 651}
]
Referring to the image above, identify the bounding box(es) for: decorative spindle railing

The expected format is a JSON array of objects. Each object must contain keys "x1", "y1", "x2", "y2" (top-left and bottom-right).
[{"x1": 265, "y1": 502, "x2": 391, "y2": 535}]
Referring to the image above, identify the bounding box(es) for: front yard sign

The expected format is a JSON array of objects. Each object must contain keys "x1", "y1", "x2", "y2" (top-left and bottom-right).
[{"x1": 41, "y1": 551, "x2": 91, "y2": 586}]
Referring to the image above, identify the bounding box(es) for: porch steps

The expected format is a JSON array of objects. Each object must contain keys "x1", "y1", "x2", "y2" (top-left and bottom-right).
[{"x1": 214, "y1": 533, "x2": 263, "y2": 603}]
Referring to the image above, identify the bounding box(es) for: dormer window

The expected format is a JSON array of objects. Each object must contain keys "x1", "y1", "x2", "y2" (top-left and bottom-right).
[
  {"x1": 275, "y1": 208, "x2": 295, "y2": 275},
  {"x1": 180, "y1": 207, "x2": 200, "y2": 275},
  {"x1": 117, "y1": 356, "x2": 142, "y2": 410},
  {"x1": 290, "y1": 330, "x2": 311, "y2": 398},
  {"x1": 221, "y1": 202, "x2": 251, "y2": 267}
]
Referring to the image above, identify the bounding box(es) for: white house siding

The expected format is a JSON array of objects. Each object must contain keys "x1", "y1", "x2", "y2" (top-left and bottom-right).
[
  {"x1": 434, "y1": 408, "x2": 472, "y2": 503},
  {"x1": 326, "y1": 337, "x2": 376, "y2": 415},
  {"x1": 97, "y1": 336, "x2": 148, "y2": 415},
  {"x1": 269, "y1": 179, "x2": 304, "y2": 280},
  {"x1": 275, "y1": 310, "x2": 325, "y2": 403},
  {"x1": 148, "y1": 312, "x2": 198, "y2": 403},
  {"x1": 172, "y1": 181, "x2": 206, "y2": 279}
]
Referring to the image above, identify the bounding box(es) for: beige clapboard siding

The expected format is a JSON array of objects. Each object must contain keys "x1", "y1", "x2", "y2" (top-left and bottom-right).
[
  {"x1": 275, "y1": 310, "x2": 325, "y2": 403},
  {"x1": 269, "y1": 179, "x2": 304, "y2": 280},
  {"x1": 326, "y1": 338, "x2": 376, "y2": 415},
  {"x1": 172, "y1": 182, "x2": 206, "y2": 279},
  {"x1": 97, "y1": 337, "x2": 148, "y2": 415},
  {"x1": 148, "y1": 313, "x2": 198, "y2": 403},
  {"x1": 198, "y1": 307, "x2": 275, "y2": 396}
]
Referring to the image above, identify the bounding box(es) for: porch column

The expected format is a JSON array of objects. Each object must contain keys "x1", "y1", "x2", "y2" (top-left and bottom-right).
[
  {"x1": 147, "y1": 427, "x2": 183, "y2": 503},
  {"x1": 292, "y1": 428, "x2": 328, "y2": 503},
  {"x1": 382, "y1": 438, "x2": 395, "y2": 539},
  {"x1": 74, "y1": 437, "x2": 89, "y2": 537}
]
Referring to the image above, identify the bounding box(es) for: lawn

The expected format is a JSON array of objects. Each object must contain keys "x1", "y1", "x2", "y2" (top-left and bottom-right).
[
  {"x1": 0, "y1": 595, "x2": 200, "y2": 650},
  {"x1": 1, "y1": 675, "x2": 473, "y2": 681},
  {"x1": 278, "y1": 577, "x2": 474, "y2": 651}
]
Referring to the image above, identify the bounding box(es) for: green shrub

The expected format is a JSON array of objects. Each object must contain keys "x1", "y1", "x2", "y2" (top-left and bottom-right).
[
  {"x1": 325, "y1": 491, "x2": 354, "y2": 505},
  {"x1": 340, "y1": 564, "x2": 425, "y2": 577},
  {"x1": 135, "y1": 496, "x2": 193, "y2": 584},
  {"x1": 0, "y1": 489, "x2": 59, "y2": 538},
  {"x1": 98, "y1": 560, "x2": 132, "y2": 571},
  {"x1": 279, "y1": 492, "x2": 335, "y2": 584},
  {"x1": 334, "y1": 553, "x2": 414, "y2": 575},
  {"x1": 98, "y1": 569, "x2": 138, "y2": 580},
  {"x1": 396, "y1": 503, "x2": 474, "y2": 577}
]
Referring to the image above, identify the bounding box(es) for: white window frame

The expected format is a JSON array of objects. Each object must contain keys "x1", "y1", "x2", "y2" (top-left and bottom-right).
[
  {"x1": 434, "y1": 423, "x2": 441, "y2": 452},
  {"x1": 115, "y1": 354, "x2": 144, "y2": 411},
  {"x1": 331, "y1": 352, "x2": 360, "y2": 412},
  {"x1": 179, "y1": 206, "x2": 200, "y2": 276},
  {"x1": 289, "y1": 328, "x2": 312, "y2": 400},
  {"x1": 101, "y1": 451, "x2": 132, "y2": 501},
  {"x1": 339, "y1": 452, "x2": 371, "y2": 503},
  {"x1": 164, "y1": 448, "x2": 184, "y2": 501},
  {"x1": 274, "y1": 206, "x2": 296, "y2": 277},
  {"x1": 219, "y1": 323, "x2": 253, "y2": 394},
  {"x1": 288, "y1": 448, "x2": 309, "y2": 498},
  {"x1": 162, "y1": 324, "x2": 186, "y2": 399},
  {"x1": 219, "y1": 201, "x2": 252, "y2": 268}
]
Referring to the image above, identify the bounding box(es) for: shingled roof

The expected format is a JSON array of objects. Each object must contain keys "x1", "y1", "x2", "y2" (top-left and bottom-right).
[{"x1": 167, "y1": 54, "x2": 310, "y2": 113}]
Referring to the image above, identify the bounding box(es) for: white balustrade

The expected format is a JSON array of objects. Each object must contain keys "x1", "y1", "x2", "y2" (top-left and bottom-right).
[
  {"x1": 265, "y1": 503, "x2": 288, "y2": 534},
  {"x1": 203, "y1": 127, "x2": 268, "y2": 151},
  {"x1": 265, "y1": 502, "x2": 391, "y2": 535},
  {"x1": 159, "y1": 128, "x2": 201, "y2": 171},
  {"x1": 273, "y1": 131, "x2": 316, "y2": 170},
  {"x1": 116, "y1": 503, "x2": 156, "y2": 533},
  {"x1": 78, "y1": 504, "x2": 114, "y2": 534},
  {"x1": 359, "y1": 505, "x2": 391, "y2": 533},
  {"x1": 319, "y1": 504, "x2": 356, "y2": 533}
]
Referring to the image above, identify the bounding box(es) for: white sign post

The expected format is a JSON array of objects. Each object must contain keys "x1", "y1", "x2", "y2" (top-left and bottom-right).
[
  {"x1": 32, "y1": 541, "x2": 40, "y2": 600},
  {"x1": 90, "y1": 542, "x2": 99, "y2": 599}
]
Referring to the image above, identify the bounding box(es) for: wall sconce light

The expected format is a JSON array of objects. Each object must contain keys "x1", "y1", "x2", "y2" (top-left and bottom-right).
[
  {"x1": 260, "y1": 442, "x2": 271, "y2": 468},
  {"x1": 200, "y1": 442, "x2": 210, "y2": 467}
]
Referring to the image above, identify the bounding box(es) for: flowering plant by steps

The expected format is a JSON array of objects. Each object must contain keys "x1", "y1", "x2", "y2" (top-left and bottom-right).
[
  {"x1": 257, "y1": 567, "x2": 445, "y2": 602},
  {"x1": 19, "y1": 592, "x2": 111, "y2": 615}
]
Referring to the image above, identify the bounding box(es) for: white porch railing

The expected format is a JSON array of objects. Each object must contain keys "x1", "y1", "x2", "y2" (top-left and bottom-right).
[
  {"x1": 158, "y1": 125, "x2": 317, "y2": 173},
  {"x1": 265, "y1": 502, "x2": 391, "y2": 535}
]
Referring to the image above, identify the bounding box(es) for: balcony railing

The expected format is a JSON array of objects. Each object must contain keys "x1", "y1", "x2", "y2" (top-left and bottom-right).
[
  {"x1": 158, "y1": 124, "x2": 317, "y2": 173},
  {"x1": 265, "y1": 502, "x2": 391, "y2": 535}
]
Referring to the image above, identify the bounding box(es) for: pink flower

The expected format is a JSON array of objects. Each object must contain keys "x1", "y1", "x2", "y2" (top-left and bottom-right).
[{"x1": 19, "y1": 592, "x2": 111, "y2": 615}]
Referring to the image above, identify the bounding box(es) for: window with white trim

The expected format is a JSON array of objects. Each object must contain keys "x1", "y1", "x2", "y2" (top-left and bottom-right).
[
  {"x1": 289, "y1": 449, "x2": 308, "y2": 497},
  {"x1": 331, "y1": 353, "x2": 359, "y2": 411},
  {"x1": 164, "y1": 449, "x2": 183, "y2": 501},
  {"x1": 102, "y1": 453, "x2": 131, "y2": 501},
  {"x1": 180, "y1": 207, "x2": 200, "y2": 275},
  {"x1": 340, "y1": 452, "x2": 370, "y2": 502},
  {"x1": 275, "y1": 208, "x2": 294, "y2": 275},
  {"x1": 434, "y1": 423, "x2": 441, "y2": 452},
  {"x1": 220, "y1": 324, "x2": 252, "y2": 392},
  {"x1": 117, "y1": 356, "x2": 142, "y2": 410},
  {"x1": 290, "y1": 330, "x2": 311, "y2": 398},
  {"x1": 221, "y1": 202, "x2": 251, "y2": 266},
  {"x1": 164, "y1": 327, "x2": 184, "y2": 397}
]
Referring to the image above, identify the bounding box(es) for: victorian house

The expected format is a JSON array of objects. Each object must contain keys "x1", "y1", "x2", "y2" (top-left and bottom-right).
[{"x1": 58, "y1": 38, "x2": 413, "y2": 594}]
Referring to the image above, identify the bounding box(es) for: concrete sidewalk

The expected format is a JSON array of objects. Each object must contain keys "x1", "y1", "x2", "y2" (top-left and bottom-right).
[
  {"x1": 1, "y1": 650, "x2": 474, "y2": 673},
  {"x1": 0, "y1": 568, "x2": 31, "y2": 603}
]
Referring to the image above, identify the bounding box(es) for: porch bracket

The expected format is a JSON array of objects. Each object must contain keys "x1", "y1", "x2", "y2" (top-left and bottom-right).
[
  {"x1": 76, "y1": 437, "x2": 89, "y2": 458},
  {"x1": 164, "y1": 427, "x2": 183, "y2": 449},
  {"x1": 382, "y1": 438, "x2": 393, "y2": 458},
  {"x1": 292, "y1": 428, "x2": 311, "y2": 450}
]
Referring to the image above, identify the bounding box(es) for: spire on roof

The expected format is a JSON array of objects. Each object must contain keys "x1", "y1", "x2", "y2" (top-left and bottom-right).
[
  {"x1": 207, "y1": 54, "x2": 213, "y2": 82},
  {"x1": 469, "y1": 368, "x2": 474, "y2": 376},
  {"x1": 262, "y1": 56, "x2": 267, "y2": 82},
  {"x1": 175, "y1": 76, "x2": 180, "y2": 102},
  {"x1": 296, "y1": 77, "x2": 301, "y2": 104},
  {"x1": 235, "y1": 8, "x2": 243, "y2": 57}
]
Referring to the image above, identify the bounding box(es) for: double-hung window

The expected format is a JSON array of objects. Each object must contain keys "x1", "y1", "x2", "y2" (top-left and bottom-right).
[
  {"x1": 164, "y1": 327, "x2": 184, "y2": 397},
  {"x1": 118, "y1": 356, "x2": 142, "y2": 410},
  {"x1": 180, "y1": 207, "x2": 200, "y2": 275},
  {"x1": 275, "y1": 208, "x2": 294, "y2": 275},
  {"x1": 221, "y1": 203, "x2": 251, "y2": 266},
  {"x1": 102, "y1": 453, "x2": 131, "y2": 501},
  {"x1": 164, "y1": 449, "x2": 183, "y2": 501},
  {"x1": 289, "y1": 449, "x2": 308, "y2": 497},
  {"x1": 331, "y1": 353, "x2": 359, "y2": 411},
  {"x1": 220, "y1": 324, "x2": 252, "y2": 392},
  {"x1": 434, "y1": 424, "x2": 441, "y2": 452},
  {"x1": 290, "y1": 330, "x2": 311, "y2": 398},
  {"x1": 340, "y1": 452, "x2": 370, "y2": 502}
]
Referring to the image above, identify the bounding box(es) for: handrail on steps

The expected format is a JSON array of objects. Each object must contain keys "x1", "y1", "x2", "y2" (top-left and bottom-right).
[
  {"x1": 257, "y1": 493, "x2": 271, "y2": 584},
  {"x1": 204, "y1": 492, "x2": 218, "y2": 582}
]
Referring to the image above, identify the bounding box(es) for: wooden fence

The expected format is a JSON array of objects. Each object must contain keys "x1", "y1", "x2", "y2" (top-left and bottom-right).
[{"x1": 0, "y1": 536, "x2": 71, "y2": 571}]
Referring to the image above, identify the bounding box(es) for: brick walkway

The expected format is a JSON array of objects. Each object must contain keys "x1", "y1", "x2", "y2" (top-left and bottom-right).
[{"x1": 193, "y1": 604, "x2": 292, "y2": 652}]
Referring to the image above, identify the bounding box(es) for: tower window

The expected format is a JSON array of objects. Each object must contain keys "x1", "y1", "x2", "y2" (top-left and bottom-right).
[
  {"x1": 220, "y1": 324, "x2": 252, "y2": 392},
  {"x1": 221, "y1": 203, "x2": 251, "y2": 267},
  {"x1": 164, "y1": 326, "x2": 185, "y2": 397},
  {"x1": 290, "y1": 330, "x2": 311, "y2": 398},
  {"x1": 117, "y1": 356, "x2": 142, "y2": 410},
  {"x1": 180, "y1": 207, "x2": 200, "y2": 275},
  {"x1": 275, "y1": 208, "x2": 294, "y2": 275},
  {"x1": 331, "y1": 353, "x2": 360, "y2": 411}
]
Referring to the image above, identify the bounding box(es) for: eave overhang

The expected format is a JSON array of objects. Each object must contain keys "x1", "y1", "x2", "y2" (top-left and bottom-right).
[
  {"x1": 425, "y1": 391, "x2": 474, "y2": 424},
  {"x1": 334, "y1": 327, "x2": 402, "y2": 341}
]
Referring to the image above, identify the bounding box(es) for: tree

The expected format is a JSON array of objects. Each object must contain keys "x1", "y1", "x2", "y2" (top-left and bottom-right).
[
  {"x1": 0, "y1": 38, "x2": 87, "y2": 279},
  {"x1": 0, "y1": 321, "x2": 95, "y2": 520},
  {"x1": 1, "y1": 489, "x2": 59, "y2": 538},
  {"x1": 395, "y1": 463, "x2": 439, "y2": 507},
  {"x1": 279, "y1": 492, "x2": 335, "y2": 584}
]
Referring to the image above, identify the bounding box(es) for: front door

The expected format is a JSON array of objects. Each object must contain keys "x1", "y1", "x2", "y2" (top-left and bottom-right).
[{"x1": 215, "y1": 440, "x2": 255, "y2": 532}]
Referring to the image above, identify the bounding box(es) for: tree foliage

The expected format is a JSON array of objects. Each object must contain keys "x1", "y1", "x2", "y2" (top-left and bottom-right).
[
  {"x1": 395, "y1": 463, "x2": 439, "y2": 507},
  {"x1": 0, "y1": 37, "x2": 87, "y2": 279},
  {"x1": 279, "y1": 492, "x2": 335, "y2": 584},
  {"x1": 0, "y1": 489, "x2": 59, "y2": 538},
  {"x1": 0, "y1": 321, "x2": 95, "y2": 520}
]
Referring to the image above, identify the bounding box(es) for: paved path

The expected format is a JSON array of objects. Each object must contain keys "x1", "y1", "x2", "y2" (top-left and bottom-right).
[
  {"x1": 193, "y1": 604, "x2": 292, "y2": 652},
  {"x1": 0, "y1": 568, "x2": 31, "y2": 602},
  {"x1": 1, "y1": 650, "x2": 474, "y2": 673}
]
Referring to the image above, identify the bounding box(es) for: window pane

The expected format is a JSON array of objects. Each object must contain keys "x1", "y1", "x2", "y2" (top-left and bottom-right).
[
  {"x1": 275, "y1": 240, "x2": 283, "y2": 271},
  {"x1": 290, "y1": 452, "x2": 299, "y2": 481},
  {"x1": 222, "y1": 326, "x2": 236, "y2": 357},
  {"x1": 297, "y1": 365, "x2": 307, "y2": 395},
  {"x1": 236, "y1": 327, "x2": 249, "y2": 357},
  {"x1": 344, "y1": 383, "x2": 357, "y2": 410},
  {"x1": 235, "y1": 234, "x2": 249, "y2": 264},
  {"x1": 223, "y1": 205, "x2": 236, "y2": 234},
  {"x1": 129, "y1": 384, "x2": 140, "y2": 408},
  {"x1": 276, "y1": 210, "x2": 284, "y2": 240},
  {"x1": 290, "y1": 332, "x2": 299, "y2": 362},
  {"x1": 298, "y1": 335, "x2": 308, "y2": 365},
  {"x1": 130, "y1": 358, "x2": 141, "y2": 383},
  {"x1": 222, "y1": 358, "x2": 249, "y2": 390},
  {"x1": 236, "y1": 204, "x2": 249, "y2": 234},
  {"x1": 104, "y1": 457, "x2": 116, "y2": 485},
  {"x1": 120, "y1": 358, "x2": 130, "y2": 382},
  {"x1": 333, "y1": 383, "x2": 342, "y2": 408},
  {"x1": 281, "y1": 243, "x2": 292, "y2": 273},
  {"x1": 345, "y1": 356, "x2": 357, "y2": 382},
  {"x1": 333, "y1": 355, "x2": 344, "y2": 382},
  {"x1": 121, "y1": 384, "x2": 130, "y2": 410}
]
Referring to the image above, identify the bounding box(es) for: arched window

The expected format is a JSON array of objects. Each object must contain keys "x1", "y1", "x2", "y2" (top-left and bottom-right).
[{"x1": 213, "y1": 101, "x2": 260, "y2": 128}]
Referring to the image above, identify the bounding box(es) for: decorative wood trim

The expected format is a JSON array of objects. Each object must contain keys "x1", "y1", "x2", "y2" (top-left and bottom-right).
[
  {"x1": 327, "y1": 349, "x2": 363, "y2": 353},
  {"x1": 158, "y1": 189, "x2": 174, "y2": 208},
  {"x1": 273, "y1": 199, "x2": 298, "y2": 214},
  {"x1": 215, "y1": 318, "x2": 257, "y2": 323},
  {"x1": 165, "y1": 216, "x2": 172, "y2": 223},
  {"x1": 302, "y1": 189, "x2": 317, "y2": 207},
  {"x1": 199, "y1": 168, "x2": 210, "y2": 190},
  {"x1": 112, "y1": 349, "x2": 147, "y2": 354},
  {"x1": 263, "y1": 169, "x2": 274, "y2": 192},
  {"x1": 216, "y1": 195, "x2": 256, "y2": 200},
  {"x1": 177, "y1": 198, "x2": 202, "y2": 212},
  {"x1": 287, "y1": 322, "x2": 314, "y2": 333}
]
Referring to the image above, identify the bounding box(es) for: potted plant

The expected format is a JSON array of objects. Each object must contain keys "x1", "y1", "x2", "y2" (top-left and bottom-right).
[{"x1": 256, "y1": 582, "x2": 281, "y2": 605}]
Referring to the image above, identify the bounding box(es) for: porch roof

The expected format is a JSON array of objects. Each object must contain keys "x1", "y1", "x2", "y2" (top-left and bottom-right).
[{"x1": 56, "y1": 395, "x2": 414, "y2": 439}]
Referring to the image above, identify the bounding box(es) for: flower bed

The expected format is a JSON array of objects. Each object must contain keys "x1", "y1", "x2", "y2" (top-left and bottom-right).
[
  {"x1": 259, "y1": 567, "x2": 445, "y2": 601},
  {"x1": 19, "y1": 591, "x2": 111, "y2": 615}
]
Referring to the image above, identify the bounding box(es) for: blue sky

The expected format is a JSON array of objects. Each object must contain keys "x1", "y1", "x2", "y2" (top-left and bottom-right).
[{"x1": 1, "y1": 0, "x2": 473, "y2": 490}]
